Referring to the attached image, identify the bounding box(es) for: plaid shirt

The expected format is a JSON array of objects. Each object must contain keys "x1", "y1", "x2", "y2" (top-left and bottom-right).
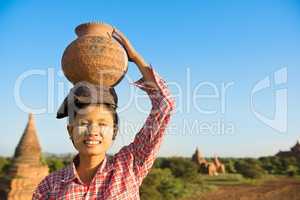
[{"x1": 32, "y1": 68, "x2": 175, "y2": 200}]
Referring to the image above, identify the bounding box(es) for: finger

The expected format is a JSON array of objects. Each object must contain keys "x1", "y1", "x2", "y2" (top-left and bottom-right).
[
  {"x1": 112, "y1": 28, "x2": 129, "y2": 45},
  {"x1": 113, "y1": 34, "x2": 130, "y2": 54},
  {"x1": 112, "y1": 28, "x2": 123, "y2": 40},
  {"x1": 113, "y1": 28, "x2": 123, "y2": 38},
  {"x1": 112, "y1": 33, "x2": 132, "y2": 52},
  {"x1": 112, "y1": 32, "x2": 125, "y2": 44},
  {"x1": 113, "y1": 34, "x2": 124, "y2": 46},
  {"x1": 112, "y1": 33, "x2": 125, "y2": 46},
  {"x1": 112, "y1": 34, "x2": 132, "y2": 60},
  {"x1": 112, "y1": 31, "x2": 121, "y2": 41}
]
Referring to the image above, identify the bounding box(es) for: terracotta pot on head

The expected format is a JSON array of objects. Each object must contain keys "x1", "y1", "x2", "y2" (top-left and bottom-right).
[{"x1": 61, "y1": 22, "x2": 128, "y2": 87}]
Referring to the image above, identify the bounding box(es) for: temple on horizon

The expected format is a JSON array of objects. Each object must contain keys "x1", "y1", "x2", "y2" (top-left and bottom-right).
[
  {"x1": 0, "y1": 114, "x2": 49, "y2": 200},
  {"x1": 276, "y1": 140, "x2": 300, "y2": 159}
]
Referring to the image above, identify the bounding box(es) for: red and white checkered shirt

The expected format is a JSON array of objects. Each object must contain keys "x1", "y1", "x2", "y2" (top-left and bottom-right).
[{"x1": 32, "y1": 68, "x2": 175, "y2": 200}]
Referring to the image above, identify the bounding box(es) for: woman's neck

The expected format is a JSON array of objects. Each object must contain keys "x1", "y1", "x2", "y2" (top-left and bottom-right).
[{"x1": 76, "y1": 153, "x2": 106, "y2": 184}]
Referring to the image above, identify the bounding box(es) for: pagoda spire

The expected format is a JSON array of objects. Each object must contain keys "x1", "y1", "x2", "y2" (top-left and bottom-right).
[
  {"x1": 0, "y1": 113, "x2": 49, "y2": 200},
  {"x1": 13, "y1": 113, "x2": 42, "y2": 164}
]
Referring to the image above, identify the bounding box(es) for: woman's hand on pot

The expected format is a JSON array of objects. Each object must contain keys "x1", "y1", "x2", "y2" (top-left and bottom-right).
[
  {"x1": 112, "y1": 27, "x2": 158, "y2": 89},
  {"x1": 112, "y1": 28, "x2": 141, "y2": 63}
]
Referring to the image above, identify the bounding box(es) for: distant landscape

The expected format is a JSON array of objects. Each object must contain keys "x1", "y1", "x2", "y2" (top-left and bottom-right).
[
  {"x1": 1, "y1": 152, "x2": 300, "y2": 200},
  {"x1": 2, "y1": 1, "x2": 300, "y2": 200}
]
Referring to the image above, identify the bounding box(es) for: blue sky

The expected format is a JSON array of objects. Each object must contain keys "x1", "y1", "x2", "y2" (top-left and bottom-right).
[{"x1": 1, "y1": 0, "x2": 300, "y2": 157}]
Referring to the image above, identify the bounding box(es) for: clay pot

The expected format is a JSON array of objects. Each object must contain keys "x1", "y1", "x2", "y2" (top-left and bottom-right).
[{"x1": 62, "y1": 22, "x2": 128, "y2": 86}]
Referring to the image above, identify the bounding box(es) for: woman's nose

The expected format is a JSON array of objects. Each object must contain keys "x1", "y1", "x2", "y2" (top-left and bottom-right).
[{"x1": 88, "y1": 124, "x2": 101, "y2": 136}]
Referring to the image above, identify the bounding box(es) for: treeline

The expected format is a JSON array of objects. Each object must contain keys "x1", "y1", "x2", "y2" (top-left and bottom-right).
[
  {"x1": 0, "y1": 155, "x2": 299, "y2": 200},
  {"x1": 141, "y1": 156, "x2": 300, "y2": 200},
  {"x1": 222, "y1": 156, "x2": 300, "y2": 178}
]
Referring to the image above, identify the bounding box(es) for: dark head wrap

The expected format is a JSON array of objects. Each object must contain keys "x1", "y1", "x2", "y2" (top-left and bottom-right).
[{"x1": 56, "y1": 82, "x2": 118, "y2": 119}]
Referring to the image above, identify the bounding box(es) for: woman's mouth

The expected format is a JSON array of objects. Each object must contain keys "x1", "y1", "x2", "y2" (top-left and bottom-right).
[{"x1": 83, "y1": 140, "x2": 101, "y2": 145}]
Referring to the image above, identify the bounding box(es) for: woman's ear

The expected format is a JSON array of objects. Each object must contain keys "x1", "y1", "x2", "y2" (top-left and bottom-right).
[
  {"x1": 112, "y1": 125, "x2": 119, "y2": 140},
  {"x1": 67, "y1": 124, "x2": 73, "y2": 138},
  {"x1": 67, "y1": 124, "x2": 76, "y2": 147}
]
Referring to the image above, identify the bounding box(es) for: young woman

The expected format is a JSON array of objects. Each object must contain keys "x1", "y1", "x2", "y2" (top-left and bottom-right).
[{"x1": 32, "y1": 29, "x2": 175, "y2": 200}]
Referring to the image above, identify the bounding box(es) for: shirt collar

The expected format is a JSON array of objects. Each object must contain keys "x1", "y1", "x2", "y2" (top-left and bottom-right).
[{"x1": 61, "y1": 154, "x2": 114, "y2": 184}]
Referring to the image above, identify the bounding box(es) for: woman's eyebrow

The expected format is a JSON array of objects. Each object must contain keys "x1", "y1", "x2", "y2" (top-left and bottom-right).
[
  {"x1": 78, "y1": 119, "x2": 89, "y2": 123},
  {"x1": 97, "y1": 118, "x2": 109, "y2": 123}
]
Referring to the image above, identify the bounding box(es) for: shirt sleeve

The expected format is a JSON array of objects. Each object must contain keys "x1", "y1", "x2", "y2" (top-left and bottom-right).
[
  {"x1": 121, "y1": 67, "x2": 175, "y2": 185},
  {"x1": 32, "y1": 177, "x2": 51, "y2": 200}
]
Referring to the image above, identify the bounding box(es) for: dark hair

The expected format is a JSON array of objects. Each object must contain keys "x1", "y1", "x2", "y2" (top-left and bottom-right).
[{"x1": 69, "y1": 102, "x2": 119, "y2": 140}]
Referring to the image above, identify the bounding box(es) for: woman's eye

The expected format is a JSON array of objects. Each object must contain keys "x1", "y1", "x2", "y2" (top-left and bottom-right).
[
  {"x1": 79, "y1": 122, "x2": 89, "y2": 126},
  {"x1": 98, "y1": 123, "x2": 107, "y2": 127}
]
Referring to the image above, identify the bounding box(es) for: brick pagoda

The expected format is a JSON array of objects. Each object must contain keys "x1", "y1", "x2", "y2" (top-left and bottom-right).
[{"x1": 0, "y1": 114, "x2": 49, "y2": 200}]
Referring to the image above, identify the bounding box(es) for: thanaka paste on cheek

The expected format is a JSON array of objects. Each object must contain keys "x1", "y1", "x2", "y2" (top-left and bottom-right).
[
  {"x1": 79, "y1": 128, "x2": 89, "y2": 136},
  {"x1": 72, "y1": 126, "x2": 88, "y2": 143},
  {"x1": 98, "y1": 126, "x2": 113, "y2": 136}
]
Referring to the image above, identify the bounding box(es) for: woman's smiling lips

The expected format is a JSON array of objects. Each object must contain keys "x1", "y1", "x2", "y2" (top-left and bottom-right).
[{"x1": 83, "y1": 139, "x2": 102, "y2": 146}]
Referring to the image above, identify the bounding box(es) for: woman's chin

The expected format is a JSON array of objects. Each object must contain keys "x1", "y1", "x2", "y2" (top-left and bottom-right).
[{"x1": 80, "y1": 148, "x2": 104, "y2": 156}]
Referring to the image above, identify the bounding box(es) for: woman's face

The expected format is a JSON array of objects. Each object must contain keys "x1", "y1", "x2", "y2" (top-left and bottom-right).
[{"x1": 67, "y1": 104, "x2": 115, "y2": 156}]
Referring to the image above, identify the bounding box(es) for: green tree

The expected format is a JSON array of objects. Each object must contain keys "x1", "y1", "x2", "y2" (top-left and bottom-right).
[
  {"x1": 46, "y1": 158, "x2": 65, "y2": 172},
  {"x1": 0, "y1": 157, "x2": 11, "y2": 176},
  {"x1": 234, "y1": 159, "x2": 265, "y2": 179},
  {"x1": 140, "y1": 168, "x2": 185, "y2": 200},
  {"x1": 223, "y1": 159, "x2": 237, "y2": 173},
  {"x1": 160, "y1": 157, "x2": 198, "y2": 181}
]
